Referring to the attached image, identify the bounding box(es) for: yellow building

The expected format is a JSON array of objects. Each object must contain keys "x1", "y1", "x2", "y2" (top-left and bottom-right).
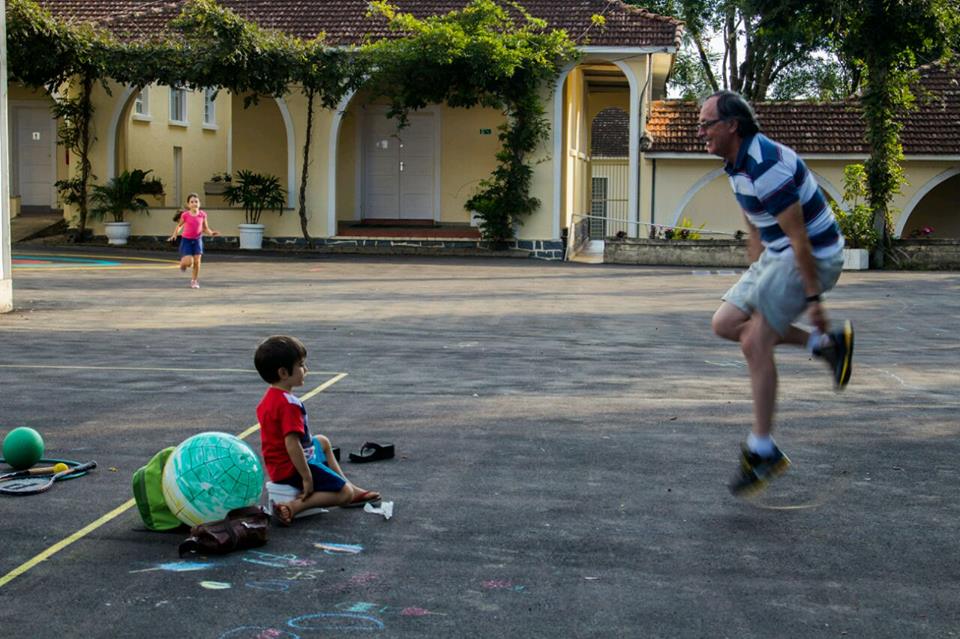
[{"x1": 8, "y1": 2, "x2": 957, "y2": 259}]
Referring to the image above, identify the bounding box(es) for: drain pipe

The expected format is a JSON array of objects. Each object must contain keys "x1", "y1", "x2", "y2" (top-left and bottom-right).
[
  {"x1": 650, "y1": 158, "x2": 656, "y2": 233},
  {"x1": 636, "y1": 53, "x2": 653, "y2": 238}
]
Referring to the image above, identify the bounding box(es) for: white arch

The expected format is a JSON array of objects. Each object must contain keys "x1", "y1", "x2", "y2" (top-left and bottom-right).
[
  {"x1": 671, "y1": 167, "x2": 845, "y2": 226},
  {"x1": 810, "y1": 170, "x2": 842, "y2": 208},
  {"x1": 107, "y1": 86, "x2": 138, "y2": 179},
  {"x1": 672, "y1": 167, "x2": 726, "y2": 226},
  {"x1": 274, "y1": 96, "x2": 297, "y2": 208},
  {"x1": 328, "y1": 88, "x2": 357, "y2": 238},
  {"x1": 109, "y1": 87, "x2": 296, "y2": 208},
  {"x1": 895, "y1": 167, "x2": 960, "y2": 237},
  {"x1": 553, "y1": 58, "x2": 640, "y2": 240}
]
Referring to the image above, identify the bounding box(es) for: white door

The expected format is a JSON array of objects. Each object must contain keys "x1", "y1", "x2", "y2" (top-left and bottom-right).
[
  {"x1": 16, "y1": 107, "x2": 55, "y2": 208},
  {"x1": 364, "y1": 112, "x2": 436, "y2": 220}
]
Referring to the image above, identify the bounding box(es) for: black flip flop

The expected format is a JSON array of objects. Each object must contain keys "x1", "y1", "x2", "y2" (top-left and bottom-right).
[{"x1": 348, "y1": 442, "x2": 395, "y2": 463}]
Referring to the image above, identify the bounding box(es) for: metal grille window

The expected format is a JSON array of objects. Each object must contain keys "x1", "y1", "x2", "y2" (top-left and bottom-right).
[{"x1": 590, "y1": 177, "x2": 608, "y2": 238}]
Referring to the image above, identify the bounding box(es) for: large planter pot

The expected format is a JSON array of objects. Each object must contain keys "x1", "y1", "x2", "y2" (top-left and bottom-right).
[
  {"x1": 104, "y1": 221, "x2": 132, "y2": 246},
  {"x1": 842, "y1": 247, "x2": 869, "y2": 270},
  {"x1": 238, "y1": 223, "x2": 265, "y2": 250},
  {"x1": 204, "y1": 181, "x2": 229, "y2": 195}
]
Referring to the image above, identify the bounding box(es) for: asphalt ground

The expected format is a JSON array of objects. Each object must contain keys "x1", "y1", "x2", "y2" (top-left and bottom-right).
[{"x1": 0, "y1": 248, "x2": 958, "y2": 638}]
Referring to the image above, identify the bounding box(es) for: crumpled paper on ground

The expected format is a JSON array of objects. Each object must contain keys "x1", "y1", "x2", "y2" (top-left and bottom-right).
[{"x1": 363, "y1": 501, "x2": 394, "y2": 520}]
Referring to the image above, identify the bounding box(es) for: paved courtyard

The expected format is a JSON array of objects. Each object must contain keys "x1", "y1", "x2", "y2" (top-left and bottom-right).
[{"x1": 0, "y1": 248, "x2": 958, "y2": 638}]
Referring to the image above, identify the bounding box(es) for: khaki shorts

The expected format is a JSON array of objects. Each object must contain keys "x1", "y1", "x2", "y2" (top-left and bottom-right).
[{"x1": 722, "y1": 249, "x2": 844, "y2": 336}]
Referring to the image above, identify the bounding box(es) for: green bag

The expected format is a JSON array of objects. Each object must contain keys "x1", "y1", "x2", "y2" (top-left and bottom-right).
[{"x1": 131, "y1": 446, "x2": 182, "y2": 531}]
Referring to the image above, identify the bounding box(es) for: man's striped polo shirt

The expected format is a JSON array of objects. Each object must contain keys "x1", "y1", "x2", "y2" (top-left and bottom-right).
[{"x1": 725, "y1": 132, "x2": 844, "y2": 258}]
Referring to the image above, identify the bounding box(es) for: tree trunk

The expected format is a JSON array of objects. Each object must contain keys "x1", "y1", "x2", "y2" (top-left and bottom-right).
[
  {"x1": 298, "y1": 87, "x2": 315, "y2": 246},
  {"x1": 75, "y1": 75, "x2": 94, "y2": 241}
]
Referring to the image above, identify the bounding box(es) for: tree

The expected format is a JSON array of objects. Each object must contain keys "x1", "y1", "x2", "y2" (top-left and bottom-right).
[
  {"x1": 7, "y1": 0, "x2": 112, "y2": 239},
  {"x1": 360, "y1": 0, "x2": 578, "y2": 245},
  {"x1": 830, "y1": 0, "x2": 959, "y2": 265},
  {"x1": 629, "y1": 0, "x2": 837, "y2": 100}
]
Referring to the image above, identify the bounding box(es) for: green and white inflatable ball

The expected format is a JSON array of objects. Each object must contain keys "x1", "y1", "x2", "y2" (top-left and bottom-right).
[{"x1": 161, "y1": 431, "x2": 264, "y2": 526}]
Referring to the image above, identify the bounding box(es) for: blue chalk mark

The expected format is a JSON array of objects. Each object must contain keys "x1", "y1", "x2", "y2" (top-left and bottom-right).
[
  {"x1": 13, "y1": 255, "x2": 122, "y2": 268},
  {"x1": 315, "y1": 542, "x2": 364, "y2": 555},
  {"x1": 288, "y1": 612, "x2": 385, "y2": 632}
]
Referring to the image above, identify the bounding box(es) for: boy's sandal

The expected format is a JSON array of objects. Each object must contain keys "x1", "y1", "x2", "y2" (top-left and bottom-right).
[
  {"x1": 342, "y1": 490, "x2": 381, "y2": 508},
  {"x1": 348, "y1": 442, "x2": 395, "y2": 464}
]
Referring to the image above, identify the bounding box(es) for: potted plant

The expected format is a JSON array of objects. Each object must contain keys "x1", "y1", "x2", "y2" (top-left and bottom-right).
[
  {"x1": 89, "y1": 169, "x2": 164, "y2": 245},
  {"x1": 831, "y1": 165, "x2": 879, "y2": 270},
  {"x1": 204, "y1": 172, "x2": 232, "y2": 195},
  {"x1": 223, "y1": 169, "x2": 286, "y2": 249}
]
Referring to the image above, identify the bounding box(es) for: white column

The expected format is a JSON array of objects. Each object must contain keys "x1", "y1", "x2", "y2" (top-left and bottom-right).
[{"x1": 1, "y1": 1, "x2": 14, "y2": 313}]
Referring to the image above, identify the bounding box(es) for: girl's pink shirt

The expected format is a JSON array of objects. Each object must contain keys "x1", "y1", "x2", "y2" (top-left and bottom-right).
[{"x1": 180, "y1": 210, "x2": 207, "y2": 239}]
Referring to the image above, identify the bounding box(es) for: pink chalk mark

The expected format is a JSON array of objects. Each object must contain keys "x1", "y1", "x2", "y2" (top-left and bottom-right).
[{"x1": 482, "y1": 579, "x2": 513, "y2": 590}]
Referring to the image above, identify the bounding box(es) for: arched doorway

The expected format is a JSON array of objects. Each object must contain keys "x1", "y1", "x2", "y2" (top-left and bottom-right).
[{"x1": 899, "y1": 170, "x2": 960, "y2": 238}]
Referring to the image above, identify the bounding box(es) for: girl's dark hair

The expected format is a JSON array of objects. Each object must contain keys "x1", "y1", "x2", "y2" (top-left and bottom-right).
[
  {"x1": 186, "y1": 192, "x2": 200, "y2": 202},
  {"x1": 172, "y1": 211, "x2": 182, "y2": 222},
  {"x1": 708, "y1": 90, "x2": 760, "y2": 138},
  {"x1": 254, "y1": 335, "x2": 307, "y2": 383}
]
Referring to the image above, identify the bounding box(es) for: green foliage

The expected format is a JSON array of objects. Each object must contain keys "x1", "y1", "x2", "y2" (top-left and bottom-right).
[
  {"x1": 89, "y1": 169, "x2": 164, "y2": 223},
  {"x1": 223, "y1": 170, "x2": 287, "y2": 225},
  {"x1": 628, "y1": 0, "x2": 835, "y2": 100},
  {"x1": 830, "y1": 0, "x2": 957, "y2": 262},
  {"x1": 361, "y1": 0, "x2": 578, "y2": 245},
  {"x1": 830, "y1": 165, "x2": 881, "y2": 250}
]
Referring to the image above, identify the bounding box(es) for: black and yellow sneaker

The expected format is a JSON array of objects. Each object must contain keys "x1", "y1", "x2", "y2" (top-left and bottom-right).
[
  {"x1": 728, "y1": 444, "x2": 791, "y2": 496},
  {"x1": 814, "y1": 320, "x2": 854, "y2": 389}
]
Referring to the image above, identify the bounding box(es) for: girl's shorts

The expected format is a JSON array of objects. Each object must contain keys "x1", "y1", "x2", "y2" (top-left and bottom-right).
[
  {"x1": 276, "y1": 462, "x2": 346, "y2": 494},
  {"x1": 179, "y1": 237, "x2": 203, "y2": 257}
]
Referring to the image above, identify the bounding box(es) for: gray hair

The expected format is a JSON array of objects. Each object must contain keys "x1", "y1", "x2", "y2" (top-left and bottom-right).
[{"x1": 706, "y1": 90, "x2": 760, "y2": 138}]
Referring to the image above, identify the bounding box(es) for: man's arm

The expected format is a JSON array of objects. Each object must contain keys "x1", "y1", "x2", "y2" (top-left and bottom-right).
[
  {"x1": 744, "y1": 214, "x2": 762, "y2": 263},
  {"x1": 777, "y1": 201, "x2": 828, "y2": 332}
]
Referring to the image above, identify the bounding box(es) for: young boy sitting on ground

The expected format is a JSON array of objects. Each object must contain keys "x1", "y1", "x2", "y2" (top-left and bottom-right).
[{"x1": 254, "y1": 335, "x2": 380, "y2": 525}]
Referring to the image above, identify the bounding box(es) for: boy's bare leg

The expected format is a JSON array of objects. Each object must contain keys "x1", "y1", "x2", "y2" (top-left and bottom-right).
[{"x1": 318, "y1": 436, "x2": 379, "y2": 500}]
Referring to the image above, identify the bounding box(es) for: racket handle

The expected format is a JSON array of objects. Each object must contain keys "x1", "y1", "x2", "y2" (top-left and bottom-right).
[
  {"x1": 57, "y1": 461, "x2": 97, "y2": 478},
  {"x1": 25, "y1": 465, "x2": 60, "y2": 476}
]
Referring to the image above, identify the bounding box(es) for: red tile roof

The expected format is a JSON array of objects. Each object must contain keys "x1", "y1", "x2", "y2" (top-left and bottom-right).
[
  {"x1": 646, "y1": 64, "x2": 960, "y2": 155},
  {"x1": 37, "y1": 0, "x2": 683, "y2": 48},
  {"x1": 591, "y1": 107, "x2": 629, "y2": 157}
]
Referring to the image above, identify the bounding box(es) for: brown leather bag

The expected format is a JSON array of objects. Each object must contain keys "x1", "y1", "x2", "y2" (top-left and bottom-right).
[{"x1": 178, "y1": 506, "x2": 269, "y2": 557}]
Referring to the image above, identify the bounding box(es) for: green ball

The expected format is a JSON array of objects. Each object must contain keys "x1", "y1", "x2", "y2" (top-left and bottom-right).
[{"x1": 3, "y1": 427, "x2": 45, "y2": 470}]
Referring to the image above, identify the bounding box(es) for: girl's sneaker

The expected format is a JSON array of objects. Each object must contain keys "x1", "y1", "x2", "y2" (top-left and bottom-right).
[{"x1": 190, "y1": 280, "x2": 200, "y2": 289}]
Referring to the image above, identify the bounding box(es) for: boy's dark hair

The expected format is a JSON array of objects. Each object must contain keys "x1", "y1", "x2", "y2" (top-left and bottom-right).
[
  {"x1": 254, "y1": 335, "x2": 307, "y2": 383},
  {"x1": 707, "y1": 90, "x2": 761, "y2": 138}
]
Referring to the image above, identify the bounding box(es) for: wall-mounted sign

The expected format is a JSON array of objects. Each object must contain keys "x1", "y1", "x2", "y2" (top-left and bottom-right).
[{"x1": 32, "y1": 132, "x2": 41, "y2": 141}]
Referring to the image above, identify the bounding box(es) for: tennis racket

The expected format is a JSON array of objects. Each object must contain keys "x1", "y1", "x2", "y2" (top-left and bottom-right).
[
  {"x1": 0, "y1": 461, "x2": 97, "y2": 496},
  {"x1": 0, "y1": 465, "x2": 64, "y2": 482}
]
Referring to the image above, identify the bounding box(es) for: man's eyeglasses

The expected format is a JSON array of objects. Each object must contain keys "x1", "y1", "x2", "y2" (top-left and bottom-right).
[{"x1": 697, "y1": 117, "x2": 726, "y2": 130}]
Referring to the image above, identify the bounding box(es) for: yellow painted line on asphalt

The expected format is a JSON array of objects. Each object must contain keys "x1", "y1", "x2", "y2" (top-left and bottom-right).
[
  {"x1": 0, "y1": 372, "x2": 348, "y2": 591},
  {"x1": 18, "y1": 253, "x2": 175, "y2": 263},
  {"x1": 0, "y1": 365, "x2": 344, "y2": 375}
]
